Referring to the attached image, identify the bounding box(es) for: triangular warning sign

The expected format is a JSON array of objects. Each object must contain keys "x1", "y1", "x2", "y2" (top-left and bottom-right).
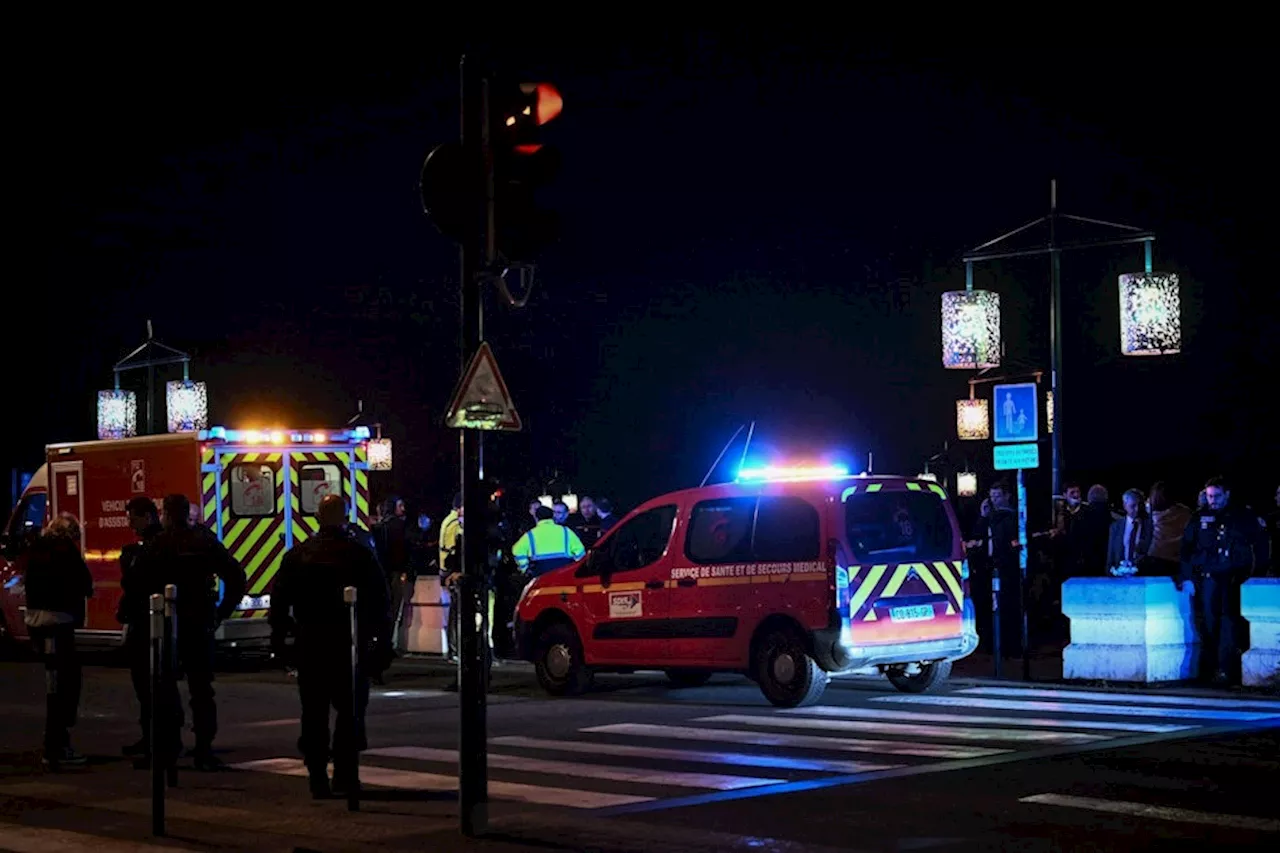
[{"x1": 444, "y1": 342, "x2": 522, "y2": 431}]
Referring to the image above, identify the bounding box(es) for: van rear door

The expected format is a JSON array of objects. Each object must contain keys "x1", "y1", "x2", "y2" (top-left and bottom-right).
[{"x1": 840, "y1": 481, "x2": 965, "y2": 645}]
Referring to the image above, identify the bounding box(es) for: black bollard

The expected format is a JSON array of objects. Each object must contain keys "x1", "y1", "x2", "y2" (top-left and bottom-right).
[
  {"x1": 148, "y1": 593, "x2": 165, "y2": 836},
  {"x1": 163, "y1": 584, "x2": 178, "y2": 787},
  {"x1": 344, "y1": 585, "x2": 359, "y2": 813}
]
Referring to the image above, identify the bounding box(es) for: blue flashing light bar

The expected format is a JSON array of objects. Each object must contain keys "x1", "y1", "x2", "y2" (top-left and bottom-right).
[
  {"x1": 198, "y1": 427, "x2": 370, "y2": 445},
  {"x1": 736, "y1": 464, "x2": 852, "y2": 483}
]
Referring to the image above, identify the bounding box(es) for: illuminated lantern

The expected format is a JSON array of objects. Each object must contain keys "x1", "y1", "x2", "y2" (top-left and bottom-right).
[
  {"x1": 166, "y1": 380, "x2": 208, "y2": 433},
  {"x1": 1046, "y1": 389, "x2": 1055, "y2": 434},
  {"x1": 562, "y1": 493, "x2": 579, "y2": 513},
  {"x1": 537, "y1": 494, "x2": 554, "y2": 508},
  {"x1": 918, "y1": 471, "x2": 938, "y2": 483},
  {"x1": 367, "y1": 437, "x2": 393, "y2": 471},
  {"x1": 957, "y1": 471, "x2": 978, "y2": 497},
  {"x1": 956, "y1": 398, "x2": 991, "y2": 441},
  {"x1": 1119, "y1": 272, "x2": 1180, "y2": 356},
  {"x1": 941, "y1": 290, "x2": 1001, "y2": 369},
  {"x1": 97, "y1": 390, "x2": 137, "y2": 439}
]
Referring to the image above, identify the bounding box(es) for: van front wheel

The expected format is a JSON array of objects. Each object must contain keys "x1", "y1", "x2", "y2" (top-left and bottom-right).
[
  {"x1": 534, "y1": 622, "x2": 593, "y2": 696},
  {"x1": 886, "y1": 660, "x2": 951, "y2": 693},
  {"x1": 754, "y1": 628, "x2": 828, "y2": 708}
]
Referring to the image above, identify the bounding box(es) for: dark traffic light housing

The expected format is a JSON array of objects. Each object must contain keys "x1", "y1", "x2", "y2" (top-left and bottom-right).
[
  {"x1": 490, "y1": 80, "x2": 563, "y2": 262},
  {"x1": 420, "y1": 77, "x2": 563, "y2": 263}
]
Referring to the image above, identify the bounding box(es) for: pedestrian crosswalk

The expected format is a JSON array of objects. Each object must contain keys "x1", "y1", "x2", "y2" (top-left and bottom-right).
[{"x1": 230, "y1": 685, "x2": 1280, "y2": 812}]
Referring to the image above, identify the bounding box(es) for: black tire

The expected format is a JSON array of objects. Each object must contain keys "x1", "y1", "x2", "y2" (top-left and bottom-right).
[
  {"x1": 754, "y1": 628, "x2": 828, "y2": 708},
  {"x1": 886, "y1": 659, "x2": 952, "y2": 693},
  {"x1": 533, "y1": 621, "x2": 593, "y2": 696},
  {"x1": 664, "y1": 669, "x2": 713, "y2": 688}
]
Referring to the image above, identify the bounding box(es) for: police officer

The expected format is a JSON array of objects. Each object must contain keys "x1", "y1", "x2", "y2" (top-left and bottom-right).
[
  {"x1": 512, "y1": 506, "x2": 585, "y2": 579},
  {"x1": 1179, "y1": 476, "x2": 1264, "y2": 685},
  {"x1": 269, "y1": 494, "x2": 391, "y2": 799},
  {"x1": 118, "y1": 496, "x2": 163, "y2": 761},
  {"x1": 132, "y1": 494, "x2": 246, "y2": 770}
]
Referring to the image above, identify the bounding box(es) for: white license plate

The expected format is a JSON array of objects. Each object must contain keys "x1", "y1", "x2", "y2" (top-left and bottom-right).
[{"x1": 889, "y1": 604, "x2": 935, "y2": 622}]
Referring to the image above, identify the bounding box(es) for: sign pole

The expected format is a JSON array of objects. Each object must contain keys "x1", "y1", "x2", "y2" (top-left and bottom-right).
[
  {"x1": 457, "y1": 54, "x2": 489, "y2": 838},
  {"x1": 1017, "y1": 468, "x2": 1031, "y2": 681}
]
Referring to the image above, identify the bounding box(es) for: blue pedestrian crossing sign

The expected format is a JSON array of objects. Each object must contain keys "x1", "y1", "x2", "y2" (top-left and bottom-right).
[{"x1": 992, "y1": 382, "x2": 1038, "y2": 443}]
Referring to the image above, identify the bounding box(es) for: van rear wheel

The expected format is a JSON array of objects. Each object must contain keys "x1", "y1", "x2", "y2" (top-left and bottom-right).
[
  {"x1": 664, "y1": 669, "x2": 713, "y2": 688},
  {"x1": 886, "y1": 660, "x2": 951, "y2": 693},
  {"x1": 754, "y1": 628, "x2": 828, "y2": 708},
  {"x1": 534, "y1": 622, "x2": 593, "y2": 696}
]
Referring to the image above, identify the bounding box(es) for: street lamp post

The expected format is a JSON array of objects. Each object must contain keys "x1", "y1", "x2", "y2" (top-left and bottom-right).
[{"x1": 962, "y1": 180, "x2": 1160, "y2": 499}]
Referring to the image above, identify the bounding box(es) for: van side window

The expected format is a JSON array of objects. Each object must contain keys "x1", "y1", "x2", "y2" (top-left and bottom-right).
[
  {"x1": 844, "y1": 492, "x2": 953, "y2": 562},
  {"x1": 299, "y1": 463, "x2": 342, "y2": 514},
  {"x1": 753, "y1": 496, "x2": 820, "y2": 562},
  {"x1": 609, "y1": 504, "x2": 678, "y2": 572},
  {"x1": 7, "y1": 493, "x2": 47, "y2": 540},
  {"x1": 229, "y1": 464, "x2": 276, "y2": 518},
  {"x1": 686, "y1": 498, "x2": 756, "y2": 564}
]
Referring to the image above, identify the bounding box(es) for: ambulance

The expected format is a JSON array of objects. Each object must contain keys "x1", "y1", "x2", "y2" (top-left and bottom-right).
[
  {"x1": 0, "y1": 426, "x2": 375, "y2": 651},
  {"x1": 513, "y1": 464, "x2": 978, "y2": 707}
]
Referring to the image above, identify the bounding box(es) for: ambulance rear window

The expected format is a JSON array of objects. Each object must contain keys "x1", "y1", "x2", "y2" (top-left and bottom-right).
[
  {"x1": 299, "y1": 464, "x2": 342, "y2": 514},
  {"x1": 843, "y1": 492, "x2": 953, "y2": 563},
  {"x1": 230, "y1": 464, "x2": 276, "y2": 518}
]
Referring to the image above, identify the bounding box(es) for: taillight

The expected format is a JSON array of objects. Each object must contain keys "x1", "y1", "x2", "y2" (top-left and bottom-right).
[{"x1": 960, "y1": 558, "x2": 970, "y2": 581}]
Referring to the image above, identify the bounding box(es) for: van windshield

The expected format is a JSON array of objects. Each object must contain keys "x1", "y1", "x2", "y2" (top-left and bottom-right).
[{"x1": 843, "y1": 491, "x2": 954, "y2": 563}]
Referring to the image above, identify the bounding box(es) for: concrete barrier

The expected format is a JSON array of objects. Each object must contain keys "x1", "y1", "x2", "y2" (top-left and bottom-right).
[
  {"x1": 404, "y1": 575, "x2": 447, "y2": 655},
  {"x1": 1242, "y1": 578, "x2": 1280, "y2": 689},
  {"x1": 1062, "y1": 576, "x2": 1199, "y2": 682}
]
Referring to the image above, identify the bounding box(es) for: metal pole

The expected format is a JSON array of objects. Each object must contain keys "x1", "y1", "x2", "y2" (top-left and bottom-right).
[
  {"x1": 1049, "y1": 179, "x2": 1064, "y2": 501},
  {"x1": 457, "y1": 54, "x2": 489, "y2": 838},
  {"x1": 1017, "y1": 470, "x2": 1031, "y2": 681},
  {"x1": 148, "y1": 594, "x2": 165, "y2": 836},
  {"x1": 344, "y1": 586, "x2": 360, "y2": 813}
]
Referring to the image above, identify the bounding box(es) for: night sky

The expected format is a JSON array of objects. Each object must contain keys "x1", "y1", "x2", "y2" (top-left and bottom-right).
[{"x1": 8, "y1": 27, "x2": 1274, "y2": 519}]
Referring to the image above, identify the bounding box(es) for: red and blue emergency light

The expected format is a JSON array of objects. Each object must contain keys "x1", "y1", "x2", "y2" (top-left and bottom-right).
[{"x1": 736, "y1": 464, "x2": 852, "y2": 483}]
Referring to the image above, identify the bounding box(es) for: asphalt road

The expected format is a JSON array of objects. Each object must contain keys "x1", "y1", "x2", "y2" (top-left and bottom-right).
[{"x1": 1, "y1": 655, "x2": 1278, "y2": 852}]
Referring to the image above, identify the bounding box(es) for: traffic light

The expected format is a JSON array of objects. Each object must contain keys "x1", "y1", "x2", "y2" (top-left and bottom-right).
[
  {"x1": 419, "y1": 142, "x2": 482, "y2": 245},
  {"x1": 490, "y1": 80, "x2": 563, "y2": 261}
]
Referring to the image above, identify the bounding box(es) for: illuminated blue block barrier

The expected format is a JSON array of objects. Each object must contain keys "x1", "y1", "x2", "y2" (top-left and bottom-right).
[
  {"x1": 1242, "y1": 578, "x2": 1280, "y2": 688},
  {"x1": 1062, "y1": 577, "x2": 1199, "y2": 683},
  {"x1": 406, "y1": 575, "x2": 447, "y2": 655}
]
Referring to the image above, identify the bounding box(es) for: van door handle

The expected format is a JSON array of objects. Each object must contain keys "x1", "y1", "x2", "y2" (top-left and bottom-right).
[
  {"x1": 677, "y1": 578, "x2": 696, "y2": 588},
  {"x1": 645, "y1": 580, "x2": 664, "y2": 589}
]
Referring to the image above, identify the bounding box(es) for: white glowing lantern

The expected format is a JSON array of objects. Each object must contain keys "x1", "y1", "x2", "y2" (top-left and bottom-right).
[
  {"x1": 941, "y1": 290, "x2": 1001, "y2": 369},
  {"x1": 956, "y1": 398, "x2": 991, "y2": 441},
  {"x1": 1119, "y1": 272, "x2": 1181, "y2": 356},
  {"x1": 957, "y1": 471, "x2": 978, "y2": 497},
  {"x1": 918, "y1": 471, "x2": 938, "y2": 483},
  {"x1": 537, "y1": 494, "x2": 554, "y2": 508},
  {"x1": 97, "y1": 390, "x2": 137, "y2": 440},
  {"x1": 165, "y1": 380, "x2": 208, "y2": 433},
  {"x1": 1046, "y1": 389, "x2": 1055, "y2": 434},
  {"x1": 367, "y1": 437, "x2": 393, "y2": 471},
  {"x1": 561, "y1": 493, "x2": 579, "y2": 513}
]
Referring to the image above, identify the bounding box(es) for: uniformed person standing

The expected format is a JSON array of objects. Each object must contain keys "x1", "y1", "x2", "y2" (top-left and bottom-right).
[
  {"x1": 1179, "y1": 476, "x2": 1264, "y2": 685},
  {"x1": 512, "y1": 505, "x2": 586, "y2": 579},
  {"x1": 132, "y1": 494, "x2": 246, "y2": 770},
  {"x1": 118, "y1": 496, "x2": 163, "y2": 762},
  {"x1": 269, "y1": 494, "x2": 391, "y2": 799}
]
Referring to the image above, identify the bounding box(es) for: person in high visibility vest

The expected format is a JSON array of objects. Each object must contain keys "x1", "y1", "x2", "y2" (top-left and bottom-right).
[{"x1": 512, "y1": 506, "x2": 585, "y2": 578}]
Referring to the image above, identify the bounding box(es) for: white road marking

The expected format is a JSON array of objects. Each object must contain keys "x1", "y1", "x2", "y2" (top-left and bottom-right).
[
  {"x1": 0, "y1": 825, "x2": 193, "y2": 853},
  {"x1": 778, "y1": 704, "x2": 1193, "y2": 734},
  {"x1": 698, "y1": 714, "x2": 1108, "y2": 744},
  {"x1": 231, "y1": 757, "x2": 652, "y2": 809},
  {"x1": 490, "y1": 735, "x2": 897, "y2": 774},
  {"x1": 960, "y1": 686, "x2": 1280, "y2": 712},
  {"x1": 872, "y1": 694, "x2": 1277, "y2": 722},
  {"x1": 1020, "y1": 793, "x2": 1280, "y2": 832},
  {"x1": 369, "y1": 689, "x2": 453, "y2": 700},
  {"x1": 366, "y1": 745, "x2": 784, "y2": 790},
  {"x1": 583, "y1": 723, "x2": 1009, "y2": 759}
]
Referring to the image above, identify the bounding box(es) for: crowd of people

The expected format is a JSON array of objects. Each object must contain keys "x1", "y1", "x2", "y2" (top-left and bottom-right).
[{"x1": 968, "y1": 476, "x2": 1277, "y2": 686}]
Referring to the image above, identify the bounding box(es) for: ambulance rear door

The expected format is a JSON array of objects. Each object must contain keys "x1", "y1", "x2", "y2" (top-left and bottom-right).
[{"x1": 209, "y1": 447, "x2": 286, "y2": 626}]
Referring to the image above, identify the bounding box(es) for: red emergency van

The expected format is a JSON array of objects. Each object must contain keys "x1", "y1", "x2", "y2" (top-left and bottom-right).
[
  {"x1": 513, "y1": 465, "x2": 978, "y2": 707},
  {"x1": 0, "y1": 426, "x2": 375, "y2": 651}
]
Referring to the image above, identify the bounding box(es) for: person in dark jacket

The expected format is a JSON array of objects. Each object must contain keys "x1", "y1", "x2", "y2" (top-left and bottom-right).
[
  {"x1": 118, "y1": 496, "x2": 163, "y2": 759},
  {"x1": 373, "y1": 497, "x2": 413, "y2": 652},
  {"x1": 1180, "y1": 476, "x2": 1264, "y2": 685},
  {"x1": 269, "y1": 494, "x2": 391, "y2": 798},
  {"x1": 131, "y1": 494, "x2": 246, "y2": 770},
  {"x1": 23, "y1": 513, "x2": 94, "y2": 768},
  {"x1": 975, "y1": 482, "x2": 1022, "y2": 656},
  {"x1": 1106, "y1": 489, "x2": 1153, "y2": 573}
]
